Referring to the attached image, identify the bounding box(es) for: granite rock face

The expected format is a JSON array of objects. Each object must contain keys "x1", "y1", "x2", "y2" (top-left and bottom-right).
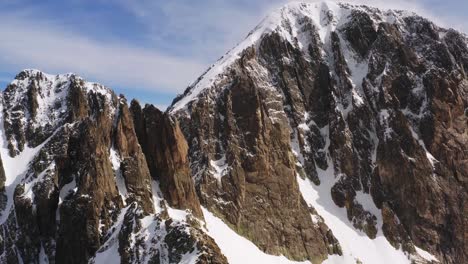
[
  {"x1": 130, "y1": 101, "x2": 203, "y2": 218},
  {"x1": 173, "y1": 46, "x2": 340, "y2": 263},
  {"x1": 170, "y1": 2, "x2": 467, "y2": 264}
]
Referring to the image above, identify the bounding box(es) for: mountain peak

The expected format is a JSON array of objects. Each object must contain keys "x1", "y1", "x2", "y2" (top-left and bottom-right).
[
  {"x1": 166, "y1": 1, "x2": 467, "y2": 262},
  {"x1": 12, "y1": 69, "x2": 74, "y2": 84},
  {"x1": 169, "y1": 1, "x2": 422, "y2": 113},
  {"x1": 2, "y1": 69, "x2": 118, "y2": 155},
  {"x1": 7, "y1": 69, "x2": 115, "y2": 104}
]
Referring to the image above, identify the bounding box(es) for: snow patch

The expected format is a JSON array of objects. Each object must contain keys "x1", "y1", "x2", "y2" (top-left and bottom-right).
[
  {"x1": 202, "y1": 207, "x2": 310, "y2": 264},
  {"x1": 92, "y1": 206, "x2": 130, "y2": 263},
  {"x1": 109, "y1": 148, "x2": 128, "y2": 201},
  {"x1": 151, "y1": 180, "x2": 164, "y2": 214},
  {"x1": 337, "y1": 34, "x2": 368, "y2": 107},
  {"x1": 58, "y1": 177, "x2": 77, "y2": 205},
  {"x1": 290, "y1": 115, "x2": 412, "y2": 263},
  {"x1": 379, "y1": 109, "x2": 394, "y2": 140},
  {"x1": 167, "y1": 207, "x2": 190, "y2": 222},
  {"x1": 291, "y1": 129, "x2": 305, "y2": 165},
  {"x1": 0, "y1": 102, "x2": 49, "y2": 224},
  {"x1": 39, "y1": 243, "x2": 49, "y2": 264},
  {"x1": 209, "y1": 155, "x2": 229, "y2": 182},
  {"x1": 23, "y1": 163, "x2": 55, "y2": 201},
  {"x1": 169, "y1": 1, "x2": 343, "y2": 113},
  {"x1": 355, "y1": 191, "x2": 383, "y2": 228},
  {"x1": 169, "y1": 1, "x2": 413, "y2": 114},
  {"x1": 178, "y1": 248, "x2": 200, "y2": 264},
  {"x1": 297, "y1": 172, "x2": 411, "y2": 264},
  {"x1": 414, "y1": 246, "x2": 438, "y2": 262},
  {"x1": 408, "y1": 126, "x2": 438, "y2": 169}
]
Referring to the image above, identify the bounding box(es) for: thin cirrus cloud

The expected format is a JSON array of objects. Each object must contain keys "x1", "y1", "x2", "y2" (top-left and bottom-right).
[{"x1": 115, "y1": 0, "x2": 271, "y2": 62}]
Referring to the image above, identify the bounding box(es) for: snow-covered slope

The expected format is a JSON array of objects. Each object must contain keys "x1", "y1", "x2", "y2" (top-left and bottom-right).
[{"x1": 202, "y1": 207, "x2": 310, "y2": 264}]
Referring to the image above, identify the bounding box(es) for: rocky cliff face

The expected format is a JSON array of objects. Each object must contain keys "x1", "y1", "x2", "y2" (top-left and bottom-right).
[
  {"x1": 129, "y1": 101, "x2": 203, "y2": 219},
  {"x1": 170, "y1": 2, "x2": 467, "y2": 264},
  {"x1": 0, "y1": 70, "x2": 225, "y2": 264}
]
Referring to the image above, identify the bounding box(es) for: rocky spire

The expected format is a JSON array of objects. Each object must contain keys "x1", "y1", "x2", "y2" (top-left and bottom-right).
[{"x1": 130, "y1": 100, "x2": 203, "y2": 218}]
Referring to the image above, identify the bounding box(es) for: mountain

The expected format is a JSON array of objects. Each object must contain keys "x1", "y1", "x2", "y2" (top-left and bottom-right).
[
  {"x1": 0, "y1": 1, "x2": 466, "y2": 264},
  {"x1": 169, "y1": 1, "x2": 467, "y2": 264},
  {"x1": 0, "y1": 69, "x2": 226, "y2": 264}
]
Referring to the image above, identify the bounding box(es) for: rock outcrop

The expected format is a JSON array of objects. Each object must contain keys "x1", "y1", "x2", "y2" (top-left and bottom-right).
[
  {"x1": 172, "y1": 48, "x2": 340, "y2": 262},
  {"x1": 0, "y1": 154, "x2": 6, "y2": 211},
  {"x1": 130, "y1": 101, "x2": 203, "y2": 219}
]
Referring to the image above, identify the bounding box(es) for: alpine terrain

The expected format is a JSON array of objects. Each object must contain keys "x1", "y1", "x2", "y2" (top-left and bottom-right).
[{"x1": 0, "y1": 1, "x2": 466, "y2": 264}]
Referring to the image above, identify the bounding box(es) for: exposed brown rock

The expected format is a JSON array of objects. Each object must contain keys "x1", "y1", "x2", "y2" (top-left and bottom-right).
[
  {"x1": 0, "y1": 159, "x2": 6, "y2": 215},
  {"x1": 0, "y1": 154, "x2": 6, "y2": 191},
  {"x1": 381, "y1": 202, "x2": 414, "y2": 253},
  {"x1": 175, "y1": 44, "x2": 340, "y2": 262},
  {"x1": 0, "y1": 3, "x2": 466, "y2": 264},
  {"x1": 0, "y1": 69, "x2": 225, "y2": 263},
  {"x1": 67, "y1": 79, "x2": 90, "y2": 122},
  {"x1": 130, "y1": 101, "x2": 203, "y2": 218},
  {"x1": 341, "y1": 10, "x2": 377, "y2": 57},
  {"x1": 114, "y1": 98, "x2": 154, "y2": 214},
  {"x1": 56, "y1": 98, "x2": 122, "y2": 264},
  {"x1": 115, "y1": 203, "x2": 227, "y2": 264}
]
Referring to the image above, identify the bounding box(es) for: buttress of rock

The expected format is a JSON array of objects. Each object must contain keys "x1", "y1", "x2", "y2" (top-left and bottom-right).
[{"x1": 130, "y1": 100, "x2": 203, "y2": 218}]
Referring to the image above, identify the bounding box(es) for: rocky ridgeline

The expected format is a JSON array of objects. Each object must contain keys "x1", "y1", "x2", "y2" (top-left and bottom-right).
[{"x1": 0, "y1": 1, "x2": 466, "y2": 264}]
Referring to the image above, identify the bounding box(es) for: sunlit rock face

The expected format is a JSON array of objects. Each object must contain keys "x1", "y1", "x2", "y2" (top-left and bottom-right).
[{"x1": 170, "y1": 2, "x2": 467, "y2": 263}]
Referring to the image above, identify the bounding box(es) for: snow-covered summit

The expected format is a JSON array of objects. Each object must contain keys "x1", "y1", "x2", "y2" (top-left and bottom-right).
[
  {"x1": 5, "y1": 69, "x2": 117, "y2": 112},
  {"x1": 9, "y1": 69, "x2": 115, "y2": 99},
  {"x1": 2, "y1": 69, "x2": 118, "y2": 155},
  {"x1": 169, "y1": 1, "x2": 418, "y2": 113}
]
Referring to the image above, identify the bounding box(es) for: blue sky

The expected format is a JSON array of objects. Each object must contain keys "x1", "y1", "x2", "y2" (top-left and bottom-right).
[{"x1": 0, "y1": 0, "x2": 466, "y2": 109}]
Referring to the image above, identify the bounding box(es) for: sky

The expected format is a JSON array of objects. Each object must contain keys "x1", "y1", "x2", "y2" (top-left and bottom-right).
[{"x1": 0, "y1": 0, "x2": 466, "y2": 109}]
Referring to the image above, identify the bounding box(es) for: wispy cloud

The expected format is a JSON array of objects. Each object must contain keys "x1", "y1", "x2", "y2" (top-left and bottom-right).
[
  {"x1": 116, "y1": 0, "x2": 273, "y2": 62},
  {"x1": 0, "y1": 10, "x2": 206, "y2": 93}
]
